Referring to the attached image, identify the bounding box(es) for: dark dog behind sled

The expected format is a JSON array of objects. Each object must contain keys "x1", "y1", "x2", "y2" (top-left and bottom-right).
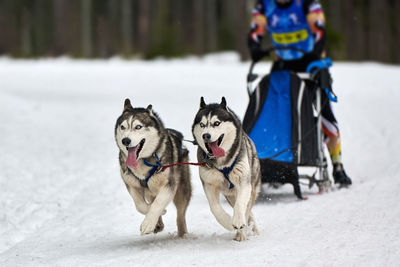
[{"x1": 259, "y1": 158, "x2": 302, "y2": 199}]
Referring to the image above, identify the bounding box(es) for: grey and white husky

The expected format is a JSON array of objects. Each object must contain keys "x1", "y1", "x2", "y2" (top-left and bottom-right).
[
  {"x1": 115, "y1": 99, "x2": 192, "y2": 237},
  {"x1": 192, "y1": 97, "x2": 261, "y2": 241}
]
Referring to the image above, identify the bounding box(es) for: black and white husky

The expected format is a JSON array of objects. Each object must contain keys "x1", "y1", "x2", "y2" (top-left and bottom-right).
[
  {"x1": 115, "y1": 99, "x2": 192, "y2": 237},
  {"x1": 192, "y1": 97, "x2": 261, "y2": 241}
]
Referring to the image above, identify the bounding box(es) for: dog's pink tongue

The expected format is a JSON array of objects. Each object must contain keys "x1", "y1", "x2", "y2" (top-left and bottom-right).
[
  {"x1": 126, "y1": 147, "x2": 138, "y2": 169},
  {"x1": 208, "y1": 141, "x2": 225, "y2": 158}
]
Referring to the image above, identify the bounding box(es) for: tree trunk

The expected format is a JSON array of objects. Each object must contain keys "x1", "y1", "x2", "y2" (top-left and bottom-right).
[
  {"x1": 342, "y1": 0, "x2": 357, "y2": 60},
  {"x1": 96, "y1": 15, "x2": 110, "y2": 58},
  {"x1": 171, "y1": 0, "x2": 184, "y2": 53},
  {"x1": 81, "y1": 0, "x2": 92, "y2": 57},
  {"x1": 121, "y1": 0, "x2": 133, "y2": 56},
  {"x1": 206, "y1": 0, "x2": 217, "y2": 53},
  {"x1": 376, "y1": 0, "x2": 390, "y2": 62},
  {"x1": 21, "y1": 6, "x2": 32, "y2": 57},
  {"x1": 33, "y1": 0, "x2": 46, "y2": 56},
  {"x1": 193, "y1": 0, "x2": 205, "y2": 54},
  {"x1": 394, "y1": 0, "x2": 400, "y2": 63},
  {"x1": 138, "y1": 0, "x2": 150, "y2": 56},
  {"x1": 236, "y1": 0, "x2": 248, "y2": 60},
  {"x1": 53, "y1": 0, "x2": 67, "y2": 55},
  {"x1": 351, "y1": 0, "x2": 368, "y2": 61},
  {"x1": 0, "y1": 1, "x2": 19, "y2": 55},
  {"x1": 329, "y1": 0, "x2": 344, "y2": 59}
]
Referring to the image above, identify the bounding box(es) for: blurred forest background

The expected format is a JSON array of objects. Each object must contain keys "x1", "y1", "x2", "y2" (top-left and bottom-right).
[{"x1": 0, "y1": 0, "x2": 399, "y2": 63}]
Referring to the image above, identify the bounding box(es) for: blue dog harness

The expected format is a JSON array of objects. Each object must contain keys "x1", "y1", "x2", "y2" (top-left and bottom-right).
[
  {"x1": 215, "y1": 156, "x2": 238, "y2": 189},
  {"x1": 128, "y1": 152, "x2": 239, "y2": 189},
  {"x1": 127, "y1": 154, "x2": 162, "y2": 188},
  {"x1": 203, "y1": 152, "x2": 238, "y2": 189}
]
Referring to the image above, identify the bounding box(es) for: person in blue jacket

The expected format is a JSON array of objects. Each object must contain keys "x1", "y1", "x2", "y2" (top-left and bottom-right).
[{"x1": 248, "y1": 0, "x2": 352, "y2": 186}]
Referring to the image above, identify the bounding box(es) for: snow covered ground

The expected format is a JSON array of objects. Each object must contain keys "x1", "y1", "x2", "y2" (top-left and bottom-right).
[{"x1": 0, "y1": 54, "x2": 399, "y2": 266}]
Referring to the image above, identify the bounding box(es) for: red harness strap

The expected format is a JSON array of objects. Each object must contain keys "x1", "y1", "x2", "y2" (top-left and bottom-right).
[{"x1": 161, "y1": 162, "x2": 206, "y2": 172}]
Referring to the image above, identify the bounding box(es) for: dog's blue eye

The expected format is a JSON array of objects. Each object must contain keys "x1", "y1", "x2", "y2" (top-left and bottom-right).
[
  {"x1": 200, "y1": 123, "x2": 205, "y2": 128},
  {"x1": 135, "y1": 125, "x2": 142, "y2": 130},
  {"x1": 214, "y1": 121, "x2": 220, "y2": 127},
  {"x1": 120, "y1": 125, "x2": 126, "y2": 130}
]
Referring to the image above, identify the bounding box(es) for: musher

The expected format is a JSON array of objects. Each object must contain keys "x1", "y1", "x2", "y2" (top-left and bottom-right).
[{"x1": 248, "y1": 0, "x2": 352, "y2": 186}]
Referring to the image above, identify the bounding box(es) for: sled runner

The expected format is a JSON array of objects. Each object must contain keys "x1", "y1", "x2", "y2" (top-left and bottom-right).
[{"x1": 243, "y1": 47, "x2": 333, "y2": 199}]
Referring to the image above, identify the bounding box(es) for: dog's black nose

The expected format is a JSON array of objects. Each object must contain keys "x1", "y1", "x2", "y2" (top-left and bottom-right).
[
  {"x1": 122, "y1": 138, "x2": 131, "y2": 146},
  {"x1": 202, "y1": 133, "x2": 211, "y2": 141}
]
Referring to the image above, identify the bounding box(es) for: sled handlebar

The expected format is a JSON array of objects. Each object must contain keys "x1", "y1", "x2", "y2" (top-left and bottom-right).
[
  {"x1": 247, "y1": 46, "x2": 307, "y2": 82},
  {"x1": 246, "y1": 47, "x2": 306, "y2": 97}
]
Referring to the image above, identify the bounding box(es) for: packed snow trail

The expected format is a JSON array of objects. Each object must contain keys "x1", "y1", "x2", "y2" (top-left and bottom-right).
[{"x1": 0, "y1": 55, "x2": 399, "y2": 266}]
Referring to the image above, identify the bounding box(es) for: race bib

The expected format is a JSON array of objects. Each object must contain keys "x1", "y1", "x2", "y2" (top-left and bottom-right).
[{"x1": 271, "y1": 29, "x2": 309, "y2": 45}]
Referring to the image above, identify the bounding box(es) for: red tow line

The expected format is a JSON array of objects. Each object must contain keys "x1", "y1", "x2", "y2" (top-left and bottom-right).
[{"x1": 161, "y1": 162, "x2": 206, "y2": 172}]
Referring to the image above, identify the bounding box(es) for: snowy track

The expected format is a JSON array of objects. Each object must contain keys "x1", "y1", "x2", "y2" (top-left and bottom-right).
[{"x1": 0, "y1": 55, "x2": 399, "y2": 266}]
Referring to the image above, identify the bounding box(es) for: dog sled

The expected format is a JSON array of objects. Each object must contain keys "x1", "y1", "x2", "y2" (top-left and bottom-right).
[{"x1": 243, "y1": 47, "x2": 335, "y2": 199}]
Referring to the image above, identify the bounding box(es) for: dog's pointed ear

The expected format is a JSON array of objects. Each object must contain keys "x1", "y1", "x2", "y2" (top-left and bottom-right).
[
  {"x1": 123, "y1": 98, "x2": 132, "y2": 112},
  {"x1": 220, "y1": 97, "x2": 227, "y2": 110},
  {"x1": 146, "y1": 104, "x2": 153, "y2": 113},
  {"x1": 200, "y1": 97, "x2": 206, "y2": 109}
]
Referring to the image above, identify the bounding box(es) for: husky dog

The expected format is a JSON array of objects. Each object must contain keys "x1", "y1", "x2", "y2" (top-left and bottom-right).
[
  {"x1": 115, "y1": 99, "x2": 192, "y2": 237},
  {"x1": 192, "y1": 97, "x2": 261, "y2": 241}
]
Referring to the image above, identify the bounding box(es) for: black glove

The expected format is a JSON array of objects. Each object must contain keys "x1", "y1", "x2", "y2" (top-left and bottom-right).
[
  {"x1": 311, "y1": 20, "x2": 326, "y2": 58},
  {"x1": 248, "y1": 36, "x2": 264, "y2": 62}
]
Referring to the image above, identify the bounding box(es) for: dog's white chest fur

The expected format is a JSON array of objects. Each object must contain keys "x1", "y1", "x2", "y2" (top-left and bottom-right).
[
  {"x1": 199, "y1": 167, "x2": 227, "y2": 189},
  {"x1": 123, "y1": 167, "x2": 170, "y2": 194},
  {"x1": 199, "y1": 160, "x2": 250, "y2": 193}
]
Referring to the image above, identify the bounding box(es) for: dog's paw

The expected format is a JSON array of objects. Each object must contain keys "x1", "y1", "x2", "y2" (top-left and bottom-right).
[
  {"x1": 233, "y1": 230, "x2": 247, "y2": 242},
  {"x1": 232, "y1": 213, "x2": 246, "y2": 230},
  {"x1": 252, "y1": 224, "x2": 260, "y2": 235},
  {"x1": 248, "y1": 220, "x2": 259, "y2": 235},
  {"x1": 153, "y1": 217, "x2": 164, "y2": 234},
  {"x1": 140, "y1": 217, "x2": 157, "y2": 235}
]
